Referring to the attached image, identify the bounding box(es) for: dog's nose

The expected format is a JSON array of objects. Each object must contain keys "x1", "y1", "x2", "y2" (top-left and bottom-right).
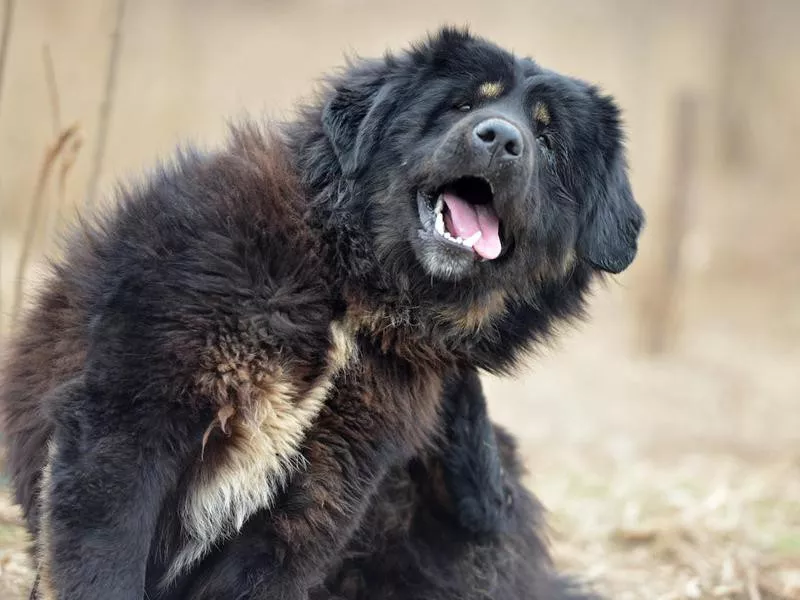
[{"x1": 472, "y1": 118, "x2": 524, "y2": 160}]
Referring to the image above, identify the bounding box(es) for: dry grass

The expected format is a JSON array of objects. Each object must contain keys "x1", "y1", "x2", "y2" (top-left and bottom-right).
[
  {"x1": 1, "y1": 449, "x2": 797, "y2": 599},
  {"x1": 0, "y1": 494, "x2": 30, "y2": 600},
  {"x1": 534, "y1": 453, "x2": 800, "y2": 600}
]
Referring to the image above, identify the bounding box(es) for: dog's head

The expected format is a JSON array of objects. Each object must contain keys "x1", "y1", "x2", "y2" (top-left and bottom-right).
[
  {"x1": 297, "y1": 27, "x2": 644, "y2": 368},
  {"x1": 319, "y1": 27, "x2": 643, "y2": 292}
]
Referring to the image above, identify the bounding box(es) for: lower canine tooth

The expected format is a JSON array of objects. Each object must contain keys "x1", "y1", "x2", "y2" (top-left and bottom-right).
[
  {"x1": 463, "y1": 231, "x2": 482, "y2": 247},
  {"x1": 435, "y1": 212, "x2": 445, "y2": 234}
]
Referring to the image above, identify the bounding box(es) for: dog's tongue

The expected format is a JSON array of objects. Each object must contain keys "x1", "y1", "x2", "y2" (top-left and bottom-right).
[{"x1": 442, "y1": 192, "x2": 502, "y2": 259}]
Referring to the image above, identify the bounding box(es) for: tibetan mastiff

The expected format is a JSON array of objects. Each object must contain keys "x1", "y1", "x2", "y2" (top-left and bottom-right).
[
  {"x1": 308, "y1": 368, "x2": 600, "y2": 600},
  {"x1": 1, "y1": 26, "x2": 642, "y2": 600}
]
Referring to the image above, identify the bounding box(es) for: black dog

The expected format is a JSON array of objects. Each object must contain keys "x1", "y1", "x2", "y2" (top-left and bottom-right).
[
  {"x1": 1, "y1": 27, "x2": 642, "y2": 599},
  {"x1": 311, "y1": 369, "x2": 598, "y2": 600}
]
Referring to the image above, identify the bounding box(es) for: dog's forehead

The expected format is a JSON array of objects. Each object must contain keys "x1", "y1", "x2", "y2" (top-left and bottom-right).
[
  {"x1": 432, "y1": 52, "x2": 548, "y2": 103},
  {"x1": 423, "y1": 39, "x2": 517, "y2": 84}
]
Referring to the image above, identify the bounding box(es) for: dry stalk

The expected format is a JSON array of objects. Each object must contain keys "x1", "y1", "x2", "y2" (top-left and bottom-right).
[
  {"x1": 11, "y1": 125, "x2": 81, "y2": 323},
  {"x1": 42, "y1": 44, "x2": 60, "y2": 135},
  {"x1": 57, "y1": 136, "x2": 83, "y2": 216},
  {"x1": 41, "y1": 44, "x2": 82, "y2": 241},
  {"x1": 639, "y1": 93, "x2": 699, "y2": 355},
  {"x1": 41, "y1": 44, "x2": 62, "y2": 239},
  {"x1": 0, "y1": 0, "x2": 17, "y2": 332},
  {"x1": 0, "y1": 0, "x2": 14, "y2": 116},
  {"x1": 85, "y1": 0, "x2": 128, "y2": 208}
]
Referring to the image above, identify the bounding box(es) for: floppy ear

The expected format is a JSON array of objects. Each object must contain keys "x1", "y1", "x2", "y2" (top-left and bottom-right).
[
  {"x1": 577, "y1": 93, "x2": 644, "y2": 274},
  {"x1": 322, "y1": 62, "x2": 398, "y2": 179}
]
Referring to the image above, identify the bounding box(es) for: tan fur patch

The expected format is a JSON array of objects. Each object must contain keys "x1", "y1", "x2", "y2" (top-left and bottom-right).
[
  {"x1": 439, "y1": 290, "x2": 508, "y2": 331},
  {"x1": 533, "y1": 101, "x2": 551, "y2": 126},
  {"x1": 561, "y1": 249, "x2": 577, "y2": 274},
  {"x1": 201, "y1": 404, "x2": 236, "y2": 457},
  {"x1": 329, "y1": 320, "x2": 358, "y2": 369},
  {"x1": 165, "y1": 322, "x2": 354, "y2": 585},
  {"x1": 36, "y1": 441, "x2": 57, "y2": 600},
  {"x1": 478, "y1": 81, "x2": 504, "y2": 99}
]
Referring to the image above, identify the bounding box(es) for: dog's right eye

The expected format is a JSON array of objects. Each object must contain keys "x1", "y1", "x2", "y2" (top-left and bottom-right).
[
  {"x1": 536, "y1": 133, "x2": 553, "y2": 151},
  {"x1": 454, "y1": 103, "x2": 472, "y2": 112}
]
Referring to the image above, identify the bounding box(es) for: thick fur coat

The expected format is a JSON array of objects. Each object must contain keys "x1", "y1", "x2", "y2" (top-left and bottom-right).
[
  {"x1": 1, "y1": 27, "x2": 642, "y2": 599},
  {"x1": 309, "y1": 369, "x2": 600, "y2": 600}
]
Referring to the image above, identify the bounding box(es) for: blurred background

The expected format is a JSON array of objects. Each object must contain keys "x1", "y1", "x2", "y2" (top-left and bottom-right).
[{"x1": 0, "y1": 1, "x2": 798, "y2": 598}]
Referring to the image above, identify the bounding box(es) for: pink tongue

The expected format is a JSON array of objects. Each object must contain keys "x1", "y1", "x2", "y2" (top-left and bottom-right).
[{"x1": 442, "y1": 192, "x2": 502, "y2": 259}]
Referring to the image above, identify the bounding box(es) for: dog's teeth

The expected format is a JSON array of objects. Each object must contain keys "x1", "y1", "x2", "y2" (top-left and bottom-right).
[
  {"x1": 463, "y1": 231, "x2": 482, "y2": 247},
  {"x1": 435, "y1": 212, "x2": 445, "y2": 235},
  {"x1": 435, "y1": 196, "x2": 444, "y2": 214},
  {"x1": 443, "y1": 232, "x2": 453, "y2": 240},
  {"x1": 455, "y1": 236, "x2": 463, "y2": 244}
]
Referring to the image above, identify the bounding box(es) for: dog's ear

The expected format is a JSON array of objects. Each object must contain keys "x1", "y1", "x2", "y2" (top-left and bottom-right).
[
  {"x1": 577, "y1": 91, "x2": 644, "y2": 274},
  {"x1": 322, "y1": 61, "x2": 399, "y2": 179}
]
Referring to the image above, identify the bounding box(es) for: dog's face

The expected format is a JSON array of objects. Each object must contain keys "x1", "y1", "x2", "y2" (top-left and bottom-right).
[{"x1": 321, "y1": 27, "x2": 643, "y2": 305}]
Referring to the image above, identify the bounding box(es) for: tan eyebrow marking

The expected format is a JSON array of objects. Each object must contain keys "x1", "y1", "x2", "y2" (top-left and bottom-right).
[
  {"x1": 533, "y1": 101, "x2": 551, "y2": 126},
  {"x1": 478, "y1": 81, "x2": 504, "y2": 99}
]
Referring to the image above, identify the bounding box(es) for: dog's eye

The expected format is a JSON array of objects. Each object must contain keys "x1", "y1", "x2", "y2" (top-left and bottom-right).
[
  {"x1": 536, "y1": 133, "x2": 553, "y2": 151},
  {"x1": 454, "y1": 103, "x2": 472, "y2": 112}
]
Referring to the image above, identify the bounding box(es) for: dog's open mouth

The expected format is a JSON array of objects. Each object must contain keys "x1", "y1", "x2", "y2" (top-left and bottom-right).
[{"x1": 418, "y1": 176, "x2": 502, "y2": 260}]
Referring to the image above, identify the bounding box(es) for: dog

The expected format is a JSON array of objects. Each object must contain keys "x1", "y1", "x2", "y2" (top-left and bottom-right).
[
  {"x1": 1, "y1": 26, "x2": 642, "y2": 599},
  {"x1": 311, "y1": 369, "x2": 600, "y2": 600},
  {"x1": 184, "y1": 369, "x2": 599, "y2": 600}
]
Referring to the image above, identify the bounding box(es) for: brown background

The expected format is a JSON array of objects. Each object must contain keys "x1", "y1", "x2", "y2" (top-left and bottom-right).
[{"x1": 0, "y1": 1, "x2": 798, "y2": 598}]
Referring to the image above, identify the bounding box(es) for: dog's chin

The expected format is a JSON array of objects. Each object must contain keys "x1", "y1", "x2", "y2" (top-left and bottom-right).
[
  {"x1": 413, "y1": 190, "x2": 480, "y2": 281},
  {"x1": 412, "y1": 230, "x2": 478, "y2": 281}
]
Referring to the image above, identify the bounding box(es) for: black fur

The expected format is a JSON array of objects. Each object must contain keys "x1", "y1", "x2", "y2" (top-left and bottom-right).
[
  {"x1": 172, "y1": 369, "x2": 599, "y2": 600},
  {"x1": 309, "y1": 369, "x2": 598, "y2": 600},
  {"x1": 1, "y1": 27, "x2": 642, "y2": 599},
  {"x1": 436, "y1": 369, "x2": 513, "y2": 536}
]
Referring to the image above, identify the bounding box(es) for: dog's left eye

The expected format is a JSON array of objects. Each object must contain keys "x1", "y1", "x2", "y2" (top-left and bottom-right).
[
  {"x1": 536, "y1": 133, "x2": 553, "y2": 151},
  {"x1": 454, "y1": 102, "x2": 472, "y2": 112}
]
